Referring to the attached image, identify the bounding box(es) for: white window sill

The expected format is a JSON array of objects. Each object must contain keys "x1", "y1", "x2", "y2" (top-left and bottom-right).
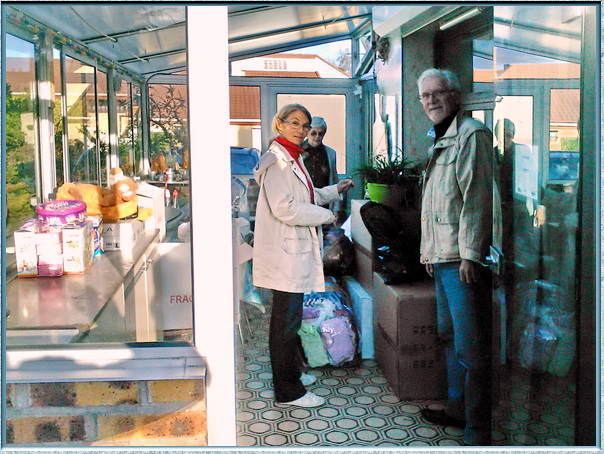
[{"x1": 6, "y1": 345, "x2": 206, "y2": 383}]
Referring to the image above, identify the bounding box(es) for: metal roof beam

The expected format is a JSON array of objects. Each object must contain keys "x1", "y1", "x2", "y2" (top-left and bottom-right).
[
  {"x1": 82, "y1": 21, "x2": 186, "y2": 44},
  {"x1": 494, "y1": 18, "x2": 581, "y2": 40},
  {"x1": 229, "y1": 32, "x2": 353, "y2": 61},
  {"x1": 142, "y1": 66, "x2": 187, "y2": 77},
  {"x1": 228, "y1": 6, "x2": 286, "y2": 17},
  {"x1": 119, "y1": 48, "x2": 186, "y2": 64},
  {"x1": 229, "y1": 13, "x2": 372, "y2": 44}
]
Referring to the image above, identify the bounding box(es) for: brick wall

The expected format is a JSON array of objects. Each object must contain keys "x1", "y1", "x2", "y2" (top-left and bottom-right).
[{"x1": 6, "y1": 379, "x2": 207, "y2": 446}]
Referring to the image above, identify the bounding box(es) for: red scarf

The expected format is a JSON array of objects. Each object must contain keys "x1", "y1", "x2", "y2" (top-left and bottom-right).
[{"x1": 274, "y1": 137, "x2": 315, "y2": 204}]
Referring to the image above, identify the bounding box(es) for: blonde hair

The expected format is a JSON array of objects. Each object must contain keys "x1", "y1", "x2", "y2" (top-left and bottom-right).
[{"x1": 271, "y1": 104, "x2": 312, "y2": 134}]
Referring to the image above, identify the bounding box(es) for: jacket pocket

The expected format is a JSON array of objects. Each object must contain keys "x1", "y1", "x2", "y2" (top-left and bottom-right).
[
  {"x1": 434, "y1": 211, "x2": 460, "y2": 259},
  {"x1": 435, "y1": 148, "x2": 456, "y2": 165},
  {"x1": 283, "y1": 237, "x2": 312, "y2": 254}
]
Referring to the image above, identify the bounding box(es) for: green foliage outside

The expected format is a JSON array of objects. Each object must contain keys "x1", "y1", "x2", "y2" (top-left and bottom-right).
[
  {"x1": 560, "y1": 136, "x2": 579, "y2": 152},
  {"x1": 148, "y1": 85, "x2": 188, "y2": 166},
  {"x1": 6, "y1": 83, "x2": 36, "y2": 235}
]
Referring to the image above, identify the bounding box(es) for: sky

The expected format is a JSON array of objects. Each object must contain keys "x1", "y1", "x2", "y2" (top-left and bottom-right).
[{"x1": 286, "y1": 40, "x2": 351, "y2": 64}]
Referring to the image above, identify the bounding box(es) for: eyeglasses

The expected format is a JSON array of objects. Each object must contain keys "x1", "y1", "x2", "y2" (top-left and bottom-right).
[
  {"x1": 282, "y1": 119, "x2": 312, "y2": 131},
  {"x1": 309, "y1": 130, "x2": 326, "y2": 137},
  {"x1": 418, "y1": 89, "x2": 453, "y2": 102}
]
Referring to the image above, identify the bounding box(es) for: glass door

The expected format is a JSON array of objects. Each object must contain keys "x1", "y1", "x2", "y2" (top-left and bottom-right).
[{"x1": 490, "y1": 4, "x2": 589, "y2": 446}]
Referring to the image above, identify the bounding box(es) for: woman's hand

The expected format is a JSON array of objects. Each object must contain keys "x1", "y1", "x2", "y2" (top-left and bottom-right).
[{"x1": 337, "y1": 179, "x2": 355, "y2": 194}]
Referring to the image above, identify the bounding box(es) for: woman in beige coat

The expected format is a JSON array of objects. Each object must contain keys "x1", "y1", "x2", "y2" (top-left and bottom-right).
[{"x1": 253, "y1": 103, "x2": 353, "y2": 408}]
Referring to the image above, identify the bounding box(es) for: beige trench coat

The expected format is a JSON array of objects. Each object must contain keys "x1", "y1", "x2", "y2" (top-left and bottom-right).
[{"x1": 252, "y1": 141, "x2": 340, "y2": 293}]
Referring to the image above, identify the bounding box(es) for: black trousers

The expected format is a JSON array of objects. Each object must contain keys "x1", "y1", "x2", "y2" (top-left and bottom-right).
[{"x1": 270, "y1": 290, "x2": 306, "y2": 402}]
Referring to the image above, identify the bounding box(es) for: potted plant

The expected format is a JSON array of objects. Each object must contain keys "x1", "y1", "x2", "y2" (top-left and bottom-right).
[{"x1": 353, "y1": 154, "x2": 422, "y2": 209}]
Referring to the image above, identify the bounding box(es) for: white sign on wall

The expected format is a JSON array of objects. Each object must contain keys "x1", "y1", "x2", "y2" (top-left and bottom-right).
[{"x1": 515, "y1": 144, "x2": 539, "y2": 200}]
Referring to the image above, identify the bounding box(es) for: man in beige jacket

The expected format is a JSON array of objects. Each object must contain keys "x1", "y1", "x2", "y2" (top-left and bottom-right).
[{"x1": 417, "y1": 69, "x2": 493, "y2": 446}]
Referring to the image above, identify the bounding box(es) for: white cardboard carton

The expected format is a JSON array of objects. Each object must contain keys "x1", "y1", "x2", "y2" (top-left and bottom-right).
[
  {"x1": 102, "y1": 219, "x2": 144, "y2": 251},
  {"x1": 137, "y1": 182, "x2": 166, "y2": 240}
]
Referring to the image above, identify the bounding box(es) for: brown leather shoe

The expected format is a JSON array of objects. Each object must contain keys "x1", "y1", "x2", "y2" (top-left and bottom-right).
[{"x1": 420, "y1": 408, "x2": 466, "y2": 428}]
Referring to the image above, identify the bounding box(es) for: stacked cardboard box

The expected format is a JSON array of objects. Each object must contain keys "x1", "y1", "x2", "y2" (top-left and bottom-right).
[
  {"x1": 351, "y1": 199, "x2": 374, "y2": 290},
  {"x1": 14, "y1": 220, "x2": 64, "y2": 277},
  {"x1": 372, "y1": 272, "x2": 446, "y2": 400},
  {"x1": 62, "y1": 219, "x2": 94, "y2": 273}
]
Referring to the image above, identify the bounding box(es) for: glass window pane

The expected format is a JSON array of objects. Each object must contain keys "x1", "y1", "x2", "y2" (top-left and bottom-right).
[
  {"x1": 277, "y1": 93, "x2": 347, "y2": 174},
  {"x1": 97, "y1": 71, "x2": 109, "y2": 185},
  {"x1": 65, "y1": 56, "x2": 98, "y2": 183},
  {"x1": 6, "y1": 34, "x2": 38, "y2": 235},
  {"x1": 148, "y1": 84, "x2": 190, "y2": 176},
  {"x1": 132, "y1": 84, "x2": 143, "y2": 176},
  {"x1": 116, "y1": 78, "x2": 134, "y2": 174},
  {"x1": 232, "y1": 40, "x2": 352, "y2": 78},
  {"x1": 549, "y1": 89, "x2": 580, "y2": 182},
  {"x1": 492, "y1": 4, "x2": 586, "y2": 445},
  {"x1": 53, "y1": 46, "x2": 64, "y2": 187},
  {"x1": 229, "y1": 85, "x2": 261, "y2": 150}
]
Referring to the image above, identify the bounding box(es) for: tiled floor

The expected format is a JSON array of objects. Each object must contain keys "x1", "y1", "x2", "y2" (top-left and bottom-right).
[
  {"x1": 235, "y1": 296, "x2": 464, "y2": 447},
  {"x1": 235, "y1": 292, "x2": 575, "y2": 447}
]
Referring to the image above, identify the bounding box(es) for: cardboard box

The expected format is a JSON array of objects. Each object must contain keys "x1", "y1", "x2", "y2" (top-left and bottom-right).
[
  {"x1": 351, "y1": 199, "x2": 373, "y2": 251},
  {"x1": 14, "y1": 219, "x2": 66, "y2": 277},
  {"x1": 354, "y1": 244, "x2": 374, "y2": 291},
  {"x1": 343, "y1": 276, "x2": 374, "y2": 359},
  {"x1": 14, "y1": 219, "x2": 42, "y2": 277},
  {"x1": 137, "y1": 182, "x2": 166, "y2": 240},
  {"x1": 36, "y1": 243, "x2": 63, "y2": 256},
  {"x1": 374, "y1": 323, "x2": 446, "y2": 400},
  {"x1": 372, "y1": 272, "x2": 438, "y2": 347},
  {"x1": 371, "y1": 271, "x2": 446, "y2": 399},
  {"x1": 38, "y1": 260, "x2": 64, "y2": 277},
  {"x1": 62, "y1": 219, "x2": 94, "y2": 273},
  {"x1": 351, "y1": 200, "x2": 375, "y2": 290},
  {"x1": 102, "y1": 219, "x2": 144, "y2": 251}
]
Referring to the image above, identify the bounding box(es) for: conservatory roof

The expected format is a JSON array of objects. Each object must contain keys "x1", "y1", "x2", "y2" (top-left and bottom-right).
[
  {"x1": 7, "y1": 3, "x2": 584, "y2": 79},
  {"x1": 8, "y1": 3, "x2": 372, "y2": 79}
]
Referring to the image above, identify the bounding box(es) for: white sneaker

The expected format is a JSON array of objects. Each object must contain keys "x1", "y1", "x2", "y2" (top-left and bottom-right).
[
  {"x1": 277, "y1": 391, "x2": 325, "y2": 408},
  {"x1": 300, "y1": 373, "x2": 317, "y2": 386}
]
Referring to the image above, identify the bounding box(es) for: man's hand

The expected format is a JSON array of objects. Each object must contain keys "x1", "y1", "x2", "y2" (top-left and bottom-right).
[
  {"x1": 337, "y1": 179, "x2": 355, "y2": 194},
  {"x1": 459, "y1": 259, "x2": 479, "y2": 284},
  {"x1": 425, "y1": 263, "x2": 434, "y2": 277}
]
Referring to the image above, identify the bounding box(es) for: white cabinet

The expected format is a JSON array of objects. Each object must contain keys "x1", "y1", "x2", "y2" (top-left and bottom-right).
[{"x1": 124, "y1": 238, "x2": 163, "y2": 342}]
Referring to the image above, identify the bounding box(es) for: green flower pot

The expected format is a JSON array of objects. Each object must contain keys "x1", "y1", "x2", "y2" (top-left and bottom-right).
[{"x1": 366, "y1": 183, "x2": 405, "y2": 208}]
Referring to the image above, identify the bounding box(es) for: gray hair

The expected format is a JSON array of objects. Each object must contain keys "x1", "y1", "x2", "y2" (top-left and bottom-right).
[
  {"x1": 271, "y1": 103, "x2": 312, "y2": 134},
  {"x1": 311, "y1": 116, "x2": 327, "y2": 130},
  {"x1": 417, "y1": 68, "x2": 461, "y2": 93},
  {"x1": 495, "y1": 118, "x2": 516, "y2": 137}
]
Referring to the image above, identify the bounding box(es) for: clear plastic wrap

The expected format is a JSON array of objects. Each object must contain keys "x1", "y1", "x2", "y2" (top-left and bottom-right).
[{"x1": 299, "y1": 291, "x2": 359, "y2": 367}]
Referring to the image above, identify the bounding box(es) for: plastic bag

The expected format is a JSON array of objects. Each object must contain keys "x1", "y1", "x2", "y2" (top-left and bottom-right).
[
  {"x1": 299, "y1": 323, "x2": 330, "y2": 367},
  {"x1": 242, "y1": 261, "x2": 264, "y2": 312},
  {"x1": 376, "y1": 245, "x2": 424, "y2": 284},
  {"x1": 299, "y1": 291, "x2": 359, "y2": 367},
  {"x1": 518, "y1": 320, "x2": 558, "y2": 373},
  {"x1": 322, "y1": 228, "x2": 355, "y2": 277},
  {"x1": 320, "y1": 316, "x2": 356, "y2": 365},
  {"x1": 360, "y1": 202, "x2": 424, "y2": 282},
  {"x1": 543, "y1": 308, "x2": 576, "y2": 377}
]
